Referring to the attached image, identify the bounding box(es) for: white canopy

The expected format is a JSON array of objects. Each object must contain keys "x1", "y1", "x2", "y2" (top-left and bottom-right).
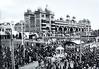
[
  {"x1": 0, "y1": 31, "x2": 6, "y2": 35},
  {"x1": 56, "y1": 46, "x2": 64, "y2": 50},
  {"x1": 72, "y1": 40, "x2": 84, "y2": 44},
  {"x1": 12, "y1": 31, "x2": 19, "y2": 35}
]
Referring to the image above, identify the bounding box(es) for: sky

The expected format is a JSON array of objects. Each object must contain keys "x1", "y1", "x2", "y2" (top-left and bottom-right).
[{"x1": 0, "y1": 0, "x2": 99, "y2": 30}]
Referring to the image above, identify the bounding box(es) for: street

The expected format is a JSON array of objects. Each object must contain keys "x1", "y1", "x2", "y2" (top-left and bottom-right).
[{"x1": 19, "y1": 61, "x2": 38, "y2": 69}]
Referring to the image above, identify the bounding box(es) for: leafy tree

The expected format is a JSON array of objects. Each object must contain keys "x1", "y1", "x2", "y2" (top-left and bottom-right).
[
  {"x1": 92, "y1": 30, "x2": 99, "y2": 37},
  {"x1": 0, "y1": 35, "x2": 4, "y2": 69}
]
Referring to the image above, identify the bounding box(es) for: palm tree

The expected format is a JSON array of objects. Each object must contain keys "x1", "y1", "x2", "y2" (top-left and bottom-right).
[{"x1": 0, "y1": 36, "x2": 4, "y2": 69}]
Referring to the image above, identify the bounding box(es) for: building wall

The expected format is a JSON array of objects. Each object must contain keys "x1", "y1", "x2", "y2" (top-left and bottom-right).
[
  {"x1": 54, "y1": 19, "x2": 91, "y2": 36},
  {"x1": 24, "y1": 8, "x2": 55, "y2": 34},
  {"x1": 0, "y1": 22, "x2": 14, "y2": 35},
  {"x1": 24, "y1": 10, "x2": 36, "y2": 32},
  {"x1": 14, "y1": 23, "x2": 22, "y2": 32}
]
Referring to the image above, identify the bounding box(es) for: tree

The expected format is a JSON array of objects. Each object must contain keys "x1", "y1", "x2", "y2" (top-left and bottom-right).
[
  {"x1": 5, "y1": 47, "x2": 12, "y2": 69},
  {"x1": 0, "y1": 35, "x2": 4, "y2": 69},
  {"x1": 92, "y1": 30, "x2": 99, "y2": 37}
]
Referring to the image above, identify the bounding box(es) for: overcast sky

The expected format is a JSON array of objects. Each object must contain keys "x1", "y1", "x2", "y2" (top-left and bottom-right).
[{"x1": 0, "y1": 0, "x2": 99, "y2": 30}]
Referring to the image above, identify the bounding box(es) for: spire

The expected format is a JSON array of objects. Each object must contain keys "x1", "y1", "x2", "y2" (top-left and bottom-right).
[
  {"x1": 46, "y1": 4, "x2": 48, "y2": 9},
  {"x1": 45, "y1": 4, "x2": 48, "y2": 11},
  {"x1": 45, "y1": 4, "x2": 51, "y2": 14}
]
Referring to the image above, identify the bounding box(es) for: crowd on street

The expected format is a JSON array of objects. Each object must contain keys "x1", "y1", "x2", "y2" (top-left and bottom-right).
[{"x1": 1, "y1": 40, "x2": 99, "y2": 69}]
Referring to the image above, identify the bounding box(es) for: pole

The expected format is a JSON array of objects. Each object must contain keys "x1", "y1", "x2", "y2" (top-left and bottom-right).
[
  {"x1": 11, "y1": 29, "x2": 15, "y2": 69},
  {"x1": 21, "y1": 20, "x2": 25, "y2": 64},
  {"x1": 79, "y1": 29, "x2": 82, "y2": 63}
]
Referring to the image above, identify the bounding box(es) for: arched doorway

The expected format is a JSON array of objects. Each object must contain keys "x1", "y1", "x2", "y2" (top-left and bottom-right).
[
  {"x1": 64, "y1": 27, "x2": 67, "y2": 32},
  {"x1": 59, "y1": 26, "x2": 62, "y2": 33}
]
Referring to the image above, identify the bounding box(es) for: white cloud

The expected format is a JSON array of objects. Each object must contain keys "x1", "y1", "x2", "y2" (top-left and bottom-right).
[{"x1": 0, "y1": 0, "x2": 14, "y2": 8}]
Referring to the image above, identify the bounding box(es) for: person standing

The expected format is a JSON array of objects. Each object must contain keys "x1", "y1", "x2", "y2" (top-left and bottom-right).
[{"x1": 70, "y1": 60, "x2": 74, "y2": 69}]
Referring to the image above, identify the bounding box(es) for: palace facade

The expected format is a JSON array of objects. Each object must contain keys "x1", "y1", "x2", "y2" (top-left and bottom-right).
[{"x1": 24, "y1": 8, "x2": 91, "y2": 37}]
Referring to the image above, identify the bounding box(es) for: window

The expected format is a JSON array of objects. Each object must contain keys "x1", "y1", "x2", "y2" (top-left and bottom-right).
[
  {"x1": 2, "y1": 29, "x2": 4, "y2": 31},
  {"x1": 41, "y1": 24, "x2": 46, "y2": 26},
  {"x1": 51, "y1": 28, "x2": 55, "y2": 30},
  {"x1": 51, "y1": 25, "x2": 55, "y2": 27},
  {"x1": 41, "y1": 19, "x2": 47, "y2": 23},
  {"x1": 51, "y1": 21, "x2": 55, "y2": 23},
  {"x1": 46, "y1": 21, "x2": 49, "y2": 23},
  {"x1": 42, "y1": 14, "x2": 44, "y2": 17},
  {"x1": 36, "y1": 14, "x2": 40, "y2": 18},
  {"x1": 51, "y1": 16, "x2": 54, "y2": 18},
  {"x1": 57, "y1": 50, "x2": 60, "y2": 54}
]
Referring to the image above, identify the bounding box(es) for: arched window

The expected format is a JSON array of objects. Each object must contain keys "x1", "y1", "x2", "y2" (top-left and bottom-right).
[
  {"x1": 82, "y1": 28, "x2": 84, "y2": 32},
  {"x1": 76, "y1": 28, "x2": 78, "y2": 32},
  {"x1": 46, "y1": 27, "x2": 50, "y2": 31},
  {"x1": 70, "y1": 28, "x2": 73, "y2": 33},
  {"x1": 55, "y1": 27, "x2": 57, "y2": 32}
]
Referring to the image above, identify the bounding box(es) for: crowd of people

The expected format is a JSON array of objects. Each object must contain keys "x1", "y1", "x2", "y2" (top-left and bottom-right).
[
  {"x1": 0, "y1": 40, "x2": 99, "y2": 69},
  {"x1": 36, "y1": 53, "x2": 99, "y2": 69}
]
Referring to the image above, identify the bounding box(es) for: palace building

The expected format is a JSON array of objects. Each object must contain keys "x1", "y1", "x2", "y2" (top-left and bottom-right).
[
  {"x1": 24, "y1": 8, "x2": 55, "y2": 33},
  {"x1": 24, "y1": 8, "x2": 91, "y2": 37}
]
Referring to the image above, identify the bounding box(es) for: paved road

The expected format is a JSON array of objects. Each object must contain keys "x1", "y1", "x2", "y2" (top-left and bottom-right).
[{"x1": 19, "y1": 61, "x2": 39, "y2": 69}]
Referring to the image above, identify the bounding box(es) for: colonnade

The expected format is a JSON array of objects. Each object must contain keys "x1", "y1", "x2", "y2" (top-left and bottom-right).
[{"x1": 55, "y1": 26, "x2": 85, "y2": 34}]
